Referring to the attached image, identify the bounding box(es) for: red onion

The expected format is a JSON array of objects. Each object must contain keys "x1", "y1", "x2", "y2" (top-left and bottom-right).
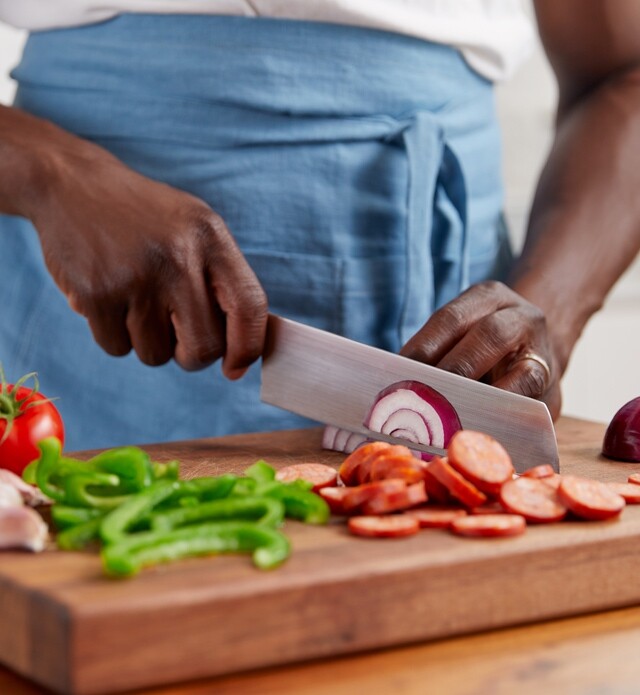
[
  {"x1": 322, "y1": 425, "x2": 368, "y2": 454},
  {"x1": 602, "y1": 396, "x2": 640, "y2": 462},
  {"x1": 363, "y1": 380, "x2": 462, "y2": 460}
]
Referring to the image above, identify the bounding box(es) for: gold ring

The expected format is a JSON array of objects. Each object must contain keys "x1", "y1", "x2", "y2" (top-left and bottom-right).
[{"x1": 515, "y1": 351, "x2": 552, "y2": 386}]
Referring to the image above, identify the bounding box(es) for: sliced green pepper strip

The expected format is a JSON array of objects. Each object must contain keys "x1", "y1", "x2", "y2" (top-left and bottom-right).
[
  {"x1": 25, "y1": 452, "x2": 88, "y2": 486},
  {"x1": 102, "y1": 522, "x2": 290, "y2": 576},
  {"x1": 89, "y1": 447, "x2": 154, "y2": 492},
  {"x1": 56, "y1": 515, "x2": 106, "y2": 551},
  {"x1": 150, "y1": 496, "x2": 285, "y2": 532},
  {"x1": 21, "y1": 459, "x2": 38, "y2": 484},
  {"x1": 57, "y1": 457, "x2": 97, "y2": 475},
  {"x1": 51, "y1": 505, "x2": 104, "y2": 530},
  {"x1": 230, "y1": 477, "x2": 258, "y2": 497},
  {"x1": 159, "y1": 475, "x2": 238, "y2": 508},
  {"x1": 262, "y1": 482, "x2": 330, "y2": 525},
  {"x1": 63, "y1": 472, "x2": 132, "y2": 509},
  {"x1": 152, "y1": 460, "x2": 180, "y2": 481},
  {"x1": 34, "y1": 437, "x2": 66, "y2": 502},
  {"x1": 287, "y1": 479, "x2": 314, "y2": 492},
  {"x1": 244, "y1": 460, "x2": 276, "y2": 484},
  {"x1": 100, "y1": 480, "x2": 179, "y2": 545}
]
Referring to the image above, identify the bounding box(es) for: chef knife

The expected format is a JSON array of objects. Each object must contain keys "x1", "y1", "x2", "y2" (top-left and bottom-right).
[{"x1": 260, "y1": 315, "x2": 559, "y2": 473}]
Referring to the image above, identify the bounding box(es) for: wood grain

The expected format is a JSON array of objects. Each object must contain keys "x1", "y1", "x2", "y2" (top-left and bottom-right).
[{"x1": 1, "y1": 417, "x2": 640, "y2": 695}]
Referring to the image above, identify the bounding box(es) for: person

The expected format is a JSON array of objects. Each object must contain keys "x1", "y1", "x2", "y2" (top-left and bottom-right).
[{"x1": 0, "y1": 1, "x2": 638, "y2": 451}]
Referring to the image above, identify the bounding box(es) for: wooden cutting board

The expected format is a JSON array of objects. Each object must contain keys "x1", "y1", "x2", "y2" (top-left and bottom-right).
[{"x1": 2, "y1": 416, "x2": 640, "y2": 695}]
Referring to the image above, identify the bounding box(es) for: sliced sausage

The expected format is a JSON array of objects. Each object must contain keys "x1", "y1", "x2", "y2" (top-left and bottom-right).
[
  {"x1": 540, "y1": 473, "x2": 563, "y2": 490},
  {"x1": 368, "y1": 451, "x2": 426, "y2": 485},
  {"x1": 339, "y1": 442, "x2": 391, "y2": 486},
  {"x1": 606, "y1": 482, "x2": 640, "y2": 504},
  {"x1": 361, "y1": 481, "x2": 427, "y2": 515},
  {"x1": 348, "y1": 514, "x2": 420, "y2": 538},
  {"x1": 318, "y1": 486, "x2": 352, "y2": 515},
  {"x1": 558, "y1": 475, "x2": 625, "y2": 521},
  {"x1": 405, "y1": 507, "x2": 467, "y2": 528},
  {"x1": 427, "y1": 456, "x2": 487, "y2": 508},
  {"x1": 423, "y1": 467, "x2": 452, "y2": 504},
  {"x1": 450, "y1": 513, "x2": 526, "y2": 538},
  {"x1": 342, "y1": 479, "x2": 407, "y2": 513},
  {"x1": 627, "y1": 473, "x2": 640, "y2": 486},
  {"x1": 521, "y1": 464, "x2": 556, "y2": 479},
  {"x1": 276, "y1": 463, "x2": 338, "y2": 491},
  {"x1": 470, "y1": 502, "x2": 506, "y2": 515},
  {"x1": 359, "y1": 445, "x2": 416, "y2": 484},
  {"x1": 447, "y1": 430, "x2": 514, "y2": 495},
  {"x1": 499, "y1": 477, "x2": 567, "y2": 523}
]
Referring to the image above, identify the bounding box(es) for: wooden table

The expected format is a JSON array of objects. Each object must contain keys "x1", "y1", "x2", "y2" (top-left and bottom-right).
[{"x1": 2, "y1": 417, "x2": 640, "y2": 695}]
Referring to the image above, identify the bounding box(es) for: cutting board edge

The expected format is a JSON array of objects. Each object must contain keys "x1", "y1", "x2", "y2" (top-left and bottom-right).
[
  {"x1": 62, "y1": 531, "x2": 640, "y2": 695},
  {"x1": 0, "y1": 573, "x2": 74, "y2": 695}
]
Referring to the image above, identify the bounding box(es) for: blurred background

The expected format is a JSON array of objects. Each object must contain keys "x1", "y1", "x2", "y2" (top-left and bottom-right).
[{"x1": 1, "y1": 18, "x2": 638, "y2": 424}]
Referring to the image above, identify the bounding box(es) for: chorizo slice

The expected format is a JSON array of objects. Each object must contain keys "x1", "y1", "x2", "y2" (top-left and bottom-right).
[
  {"x1": 521, "y1": 464, "x2": 556, "y2": 479},
  {"x1": 427, "y1": 456, "x2": 487, "y2": 508},
  {"x1": 558, "y1": 475, "x2": 625, "y2": 521},
  {"x1": 276, "y1": 463, "x2": 337, "y2": 491},
  {"x1": 361, "y1": 481, "x2": 427, "y2": 515},
  {"x1": 359, "y1": 445, "x2": 417, "y2": 484},
  {"x1": 499, "y1": 477, "x2": 567, "y2": 523},
  {"x1": 405, "y1": 507, "x2": 467, "y2": 528},
  {"x1": 342, "y1": 479, "x2": 407, "y2": 513},
  {"x1": 339, "y1": 442, "x2": 391, "y2": 486},
  {"x1": 318, "y1": 486, "x2": 352, "y2": 515},
  {"x1": 450, "y1": 513, "x2": 526, "y2": 538},
  {"x1": 447, "y1": 430, "x2": 514, "y2": 495},
  {"x1": 348, "y1": 514, "x2": 420, "y2": 538},
  {"x1": 606, "y1": 482, "x2": 640, "y2": 504},
  {"x1": 627, "y1": 473, "x2": 640, "y2": 486}
]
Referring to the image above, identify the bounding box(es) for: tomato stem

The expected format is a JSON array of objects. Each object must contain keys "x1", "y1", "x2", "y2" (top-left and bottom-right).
[
  {"x1": 0, "y1": 365, "x2": 58, "y2": 446},
  {"x1": 0, "y1": 393, "x2": 15, "y2": 417}
]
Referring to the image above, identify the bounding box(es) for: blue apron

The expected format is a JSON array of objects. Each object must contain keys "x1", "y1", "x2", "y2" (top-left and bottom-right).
[{"x1": 0, "y1": 15, "x2": 510, "y2": 450}]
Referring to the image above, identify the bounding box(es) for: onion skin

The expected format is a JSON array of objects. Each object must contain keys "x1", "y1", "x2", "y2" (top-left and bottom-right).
[{"x1": 602, "y1": 397, "x2": 640, "y2": 462}]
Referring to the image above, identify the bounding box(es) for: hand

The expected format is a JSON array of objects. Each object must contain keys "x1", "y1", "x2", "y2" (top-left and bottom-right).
[
  {"x1": 28, "y1": 133, "x2": 267, "y2": 377},
  {"x1": 400, "y1": 281, "x2": 562, "y2": 419}
]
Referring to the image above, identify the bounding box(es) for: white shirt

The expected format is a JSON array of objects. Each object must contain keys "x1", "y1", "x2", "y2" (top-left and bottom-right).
[{"x1": 0, "y1": 0, "x2": 534, "y2": 81}]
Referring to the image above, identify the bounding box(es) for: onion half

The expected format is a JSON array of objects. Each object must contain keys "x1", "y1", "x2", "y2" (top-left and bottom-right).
[
  {"x1": 364, "y1": 380, "x2": 462, "y2": 460},
  {"x1": 602, "y1": 396, "x2": 640, "y2": 462}
]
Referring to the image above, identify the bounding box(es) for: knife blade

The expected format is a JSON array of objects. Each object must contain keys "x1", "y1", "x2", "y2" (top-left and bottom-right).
[{"x1": 261, "y1": 315, "x2": 559, "y2": 473}]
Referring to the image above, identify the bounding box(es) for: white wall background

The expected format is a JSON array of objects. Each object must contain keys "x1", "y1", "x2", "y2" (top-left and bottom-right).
[
  {"x1": 496, "y1": 34, "x2": 640, "y2": 425},
  {"x1": 1, "y1": 19, "x2": 638, "y2": 424}
]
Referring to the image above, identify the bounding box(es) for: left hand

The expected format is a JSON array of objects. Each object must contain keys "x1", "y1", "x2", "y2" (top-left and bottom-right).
[{"x1": 400, "y1": 281, "x2": 562, "y2": 419}]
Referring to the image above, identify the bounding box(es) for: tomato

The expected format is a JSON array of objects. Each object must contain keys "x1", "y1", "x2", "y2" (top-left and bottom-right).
[{"x1": 0, "y1": 382, "x2": 65, "y2": 476}]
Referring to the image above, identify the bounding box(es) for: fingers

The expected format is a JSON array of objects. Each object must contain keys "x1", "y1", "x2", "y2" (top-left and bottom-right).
[
  {"x1": 164, "y1": 210, "x2": 267, "y2": 376},
  {"x1": 399, "y1": 280, "x2": 557, "y2": 401},
  {"x1": 493, "y1": 356, "x2": 551, "y2": 399},
  {"x1": 400, "y1": 281, "x2": 516, "y2": 365},
  {"x1": 79, "y1": 249, "x2": 266, "y2": 375},
  {"x1": 205, "y1": 235, "x2": 268, "y2": 380},
  {"x1": 169, "y1": 275, "x2": 226, "y2": 372},
  {"x1": 434, "y1": 308, "x2": 529, "y2": 380},
  {"x1": 126, "y1": 295, "x2": 175, "y2": 367},
  {"x1": 85, "y1": 302, "x2": 132, "y2": 358}
]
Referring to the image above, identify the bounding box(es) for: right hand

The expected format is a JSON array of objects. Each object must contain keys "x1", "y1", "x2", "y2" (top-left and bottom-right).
[{"x1": 26, "y1": 128, "x2": 268, "y2": 378}]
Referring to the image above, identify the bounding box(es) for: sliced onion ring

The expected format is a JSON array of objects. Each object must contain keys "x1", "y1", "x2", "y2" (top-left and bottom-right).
[
  {"x1": 364, "y1": 380, "x2": 462, "y2": 460},
  {"x1": 322, "y1": 425, "x2": 368, "y2": 454}
]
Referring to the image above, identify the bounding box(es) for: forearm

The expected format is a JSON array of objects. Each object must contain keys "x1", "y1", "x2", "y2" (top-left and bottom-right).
[
  {"x1": 0, "y1": 104, "x2": 56, "y2": 218},
  {"x1": 508, "y1": 69, "x2": 640, "y2": 372}
]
